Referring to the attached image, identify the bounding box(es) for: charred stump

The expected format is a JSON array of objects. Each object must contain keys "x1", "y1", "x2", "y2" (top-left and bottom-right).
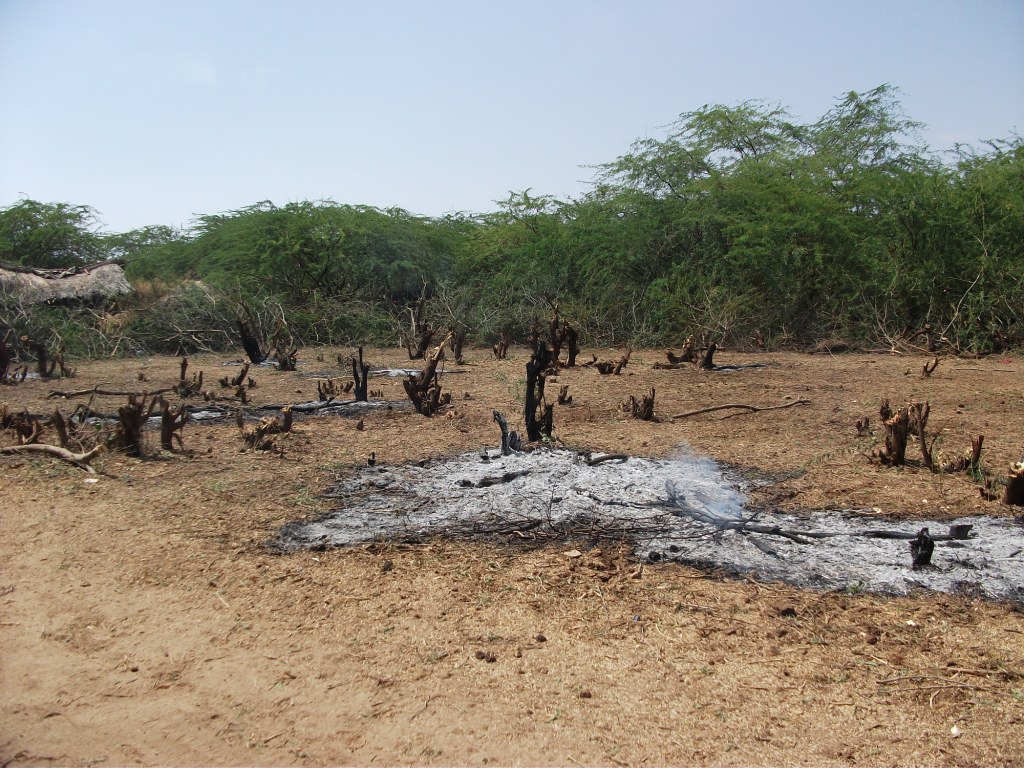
[
  {"x1": 700, "y1": 342, "x2": 718, "y2": 370},
  {"x1": 237, "y1": 319, "x2": 266, "y2": 364},
  {"x1": 667, "y1": 336, "x2": 697, "y2": 365},
  {"x1": 1004, "y1": 458, "x2": 1024, "y2": 506},
  {"x1": 159, "y1": 397, "x2": 188, "y2": 452},
  {"x1": 878, "y1": 406, "x2": 910, "y2": 466},
  {"x1": 116, "y1": 393, "x2": 159, "y2": 457},
  {"x1": 595, "y1": 348, "x2": 631, "y2": 375},
  {"x1": 492, "y1": 410, "x2": 522, "y2": 455},
  {"x1": 623, "y1": 387, "x2": 656, "y2": 421},
  {"x1": 557, "y1": 385, "x2": 572, "y2": 405},
  {"x1": 450, "y1": 327, "x2": 468, "y2": 365},
  {"x1": 1, "y1": 405, "x2": 43, "y2": 444},
  {"x1": 492, "y1": 332, "x2": 510, "y2": 360},
  {"x1": 910, "y1": 527, "x2": 934, "y2": 568},
  {"x1": 564, "y1": 323, "x2": 580, "y2": 367},
  {"x1": 525, "y1": 344, "x2": 553, "y2": 441},
  {"x1": 237, "y1": 407, "x2": 292, "y2": 452},
  {"x1": 403, "y1": 333, "x2": 453, "y2": 416},
  {"x1": 406, "y1": 298, "x2": 435, "y2": 360},
  {"x1": 0, "y1": 330, "x2": 12, "y2": 381},
  {"x1": 352, "y1": 347, "x2": 370, "y2": 402},
  {"x1": 910, "y1": 401, "x2": 933, "y2": 470},
  {"x1": 220, "y1": 362, "x2": 251, "y2": 388},
  {"x1": 176, "y1": 358, "x2": 203, "y2": 399}
]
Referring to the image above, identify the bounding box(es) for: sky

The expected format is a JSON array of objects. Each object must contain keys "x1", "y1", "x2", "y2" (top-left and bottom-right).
[{"x1": 1, "y1": 0, "x2": 1022, "y2": 233}]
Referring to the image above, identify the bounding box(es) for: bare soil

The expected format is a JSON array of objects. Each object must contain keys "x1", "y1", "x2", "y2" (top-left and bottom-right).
[{"x1": 2, "y1": 346, "x2": 1023, "y2": 766}]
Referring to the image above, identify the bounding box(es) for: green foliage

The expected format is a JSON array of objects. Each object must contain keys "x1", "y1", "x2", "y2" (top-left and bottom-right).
[
  {"x1": 3, "y1": 87, "x2": 1022, "y2": 355},
  {"x1": 0, "y1": 199, "x2": 107, "y2": 268}
]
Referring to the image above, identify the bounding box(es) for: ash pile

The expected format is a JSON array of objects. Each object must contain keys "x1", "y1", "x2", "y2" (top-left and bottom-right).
[{"x1": 271, "y1": 447, "x2": 1024, "y2": 603}]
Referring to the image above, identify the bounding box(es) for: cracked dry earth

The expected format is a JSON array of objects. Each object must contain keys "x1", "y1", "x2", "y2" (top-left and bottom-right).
[{"x1": 1, "y1": 345, "x2": 1023, "y2": 766}]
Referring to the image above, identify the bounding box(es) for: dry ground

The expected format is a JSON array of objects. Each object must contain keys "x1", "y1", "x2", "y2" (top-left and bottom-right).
[{"x1": 1, "y1": 345, "x2": 1023, "y2": 766}]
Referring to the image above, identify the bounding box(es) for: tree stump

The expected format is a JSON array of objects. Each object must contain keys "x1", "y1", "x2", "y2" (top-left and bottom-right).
[
  {"x1": 700, "y1": 342, "x2": 718, "y2": 370},
  {"x1": 352, "y1": 347, "x2": 370, "y2": 402},
  {"x1": 237, "y1": 319, "x2": 266, "y2": 364},
  {"x1": 406, "y1": 297, "x2": 435, "y2": 360},
  {"x1": 159, "y1": 397, "x2": 188, "y2": 452},
  {"x1": 667, "y1": 336, "x2": 697, "y2": 364},
  {"x1": 879, "y1": 406, "x2": 910, "y2": 466},
  {"x1": 1004, "y1": 459, "x2": 1024, "y2": 506},
  {"x1": 623, "y1": 387, "x2": 656, "y2": 420},
  {"x1": 403, "y1": 333, "x2": 453, "y2": 416},
  {"x1": 525, "y1": 344, "x2": 553, "y2": 441},
  {"x1": 492, "y1": 332, "x2": 510, "y2": 360}
]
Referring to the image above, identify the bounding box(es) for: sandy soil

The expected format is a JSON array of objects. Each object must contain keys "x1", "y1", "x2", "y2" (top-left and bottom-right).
[{"x1": 2, "y1": 345, "x2": 1023, "y2": 766}]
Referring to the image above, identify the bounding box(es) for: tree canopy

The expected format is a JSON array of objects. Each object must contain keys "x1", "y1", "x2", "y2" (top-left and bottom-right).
[{"x1": 3, "y1": 86, "x2": 1022, "y2": 354}]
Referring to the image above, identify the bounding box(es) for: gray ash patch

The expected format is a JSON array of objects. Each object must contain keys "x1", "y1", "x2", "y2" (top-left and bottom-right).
[{"x1": 270, "y1": 448, "x2": 1024, "y2": 603}]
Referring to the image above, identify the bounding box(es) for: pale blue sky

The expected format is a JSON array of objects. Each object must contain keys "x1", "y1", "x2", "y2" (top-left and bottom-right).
[{"x1": 1, "y1": 0, "x2": 1022, "y2": 233}]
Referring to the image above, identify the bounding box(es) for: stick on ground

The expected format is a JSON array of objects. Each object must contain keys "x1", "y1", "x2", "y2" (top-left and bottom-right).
[
  {"x1": 0, "y1": 443, "x2": 104, "y2": 472},
  {"x1": 671, "y1": 399, "x2": 810, "y2": 420}
]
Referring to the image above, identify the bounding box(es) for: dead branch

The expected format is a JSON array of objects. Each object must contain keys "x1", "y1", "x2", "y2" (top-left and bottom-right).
[
  {"x1": 0, "y1": 443, "x2": 104, "y2": 473},
  {"x1": 671, "y1": 399, "x2": 810, "y2": 420},
  {"x1": 923, "y1": 356, "x2": 939, "y2": 377},
  {"x1": 48, "y1": 386, "x2": 175, "y2": 400}
]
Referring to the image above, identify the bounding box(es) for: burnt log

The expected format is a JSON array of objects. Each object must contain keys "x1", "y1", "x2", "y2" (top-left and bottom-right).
[{"x1": 0, "y1": 329, "x2": 13, "y2": 380}]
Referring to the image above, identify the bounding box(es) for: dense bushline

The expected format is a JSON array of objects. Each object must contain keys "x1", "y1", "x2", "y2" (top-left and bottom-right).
[{"x1": 3, "y1": 86, "x2": 1022, "y2": 357}]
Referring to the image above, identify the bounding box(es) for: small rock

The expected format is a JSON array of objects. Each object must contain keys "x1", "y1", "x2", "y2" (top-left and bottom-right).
[
  {"x1": 779, "y1": 606, "x2": 798, "y2": 618},
  {"x1": 535, "y1": 633, "x2": 547, "y2": 643},
  {"x1": 380, "y1": 559, "x2": 393, "y2": 573},
  {"x1": 579, "y1": 690, "x2": 593, "y2": 699}
]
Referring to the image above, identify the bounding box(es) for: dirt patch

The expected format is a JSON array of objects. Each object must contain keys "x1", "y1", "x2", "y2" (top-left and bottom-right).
[{"x1": 2, "y1": 347, "x2": 1023, "y2": 765}]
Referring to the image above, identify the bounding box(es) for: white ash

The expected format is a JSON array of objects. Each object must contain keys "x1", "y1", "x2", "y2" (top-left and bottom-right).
[{"x1": 270, "y1": 447, "x2": 1024, "y2": 603}]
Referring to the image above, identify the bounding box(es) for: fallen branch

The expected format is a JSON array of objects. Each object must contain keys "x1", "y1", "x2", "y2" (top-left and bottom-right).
[
  {"x1": 671, "y1": 399, "x2": 810, "y2": 420},
  {"x1": 0, "y1": 443, "x2": 104, "y2": 473},
  {"x1": 48, "y1": 386, "x2": 175, "y2": 399}
]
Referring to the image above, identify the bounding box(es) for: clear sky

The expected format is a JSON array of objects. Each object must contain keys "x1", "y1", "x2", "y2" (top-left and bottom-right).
[{"x1": 1, "y1": 0, "x2": 1022, "y2": 233}]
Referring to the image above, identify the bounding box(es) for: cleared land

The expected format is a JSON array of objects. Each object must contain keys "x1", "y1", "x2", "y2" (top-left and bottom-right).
[{"x1": 2, "y1": 346, "x2": 1023, "y2": 766}]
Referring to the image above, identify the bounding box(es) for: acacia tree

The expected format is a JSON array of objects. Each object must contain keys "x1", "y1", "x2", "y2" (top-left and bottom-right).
[{"x1": 0, "y1": 200, "x2": 107, "y2": 268}]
